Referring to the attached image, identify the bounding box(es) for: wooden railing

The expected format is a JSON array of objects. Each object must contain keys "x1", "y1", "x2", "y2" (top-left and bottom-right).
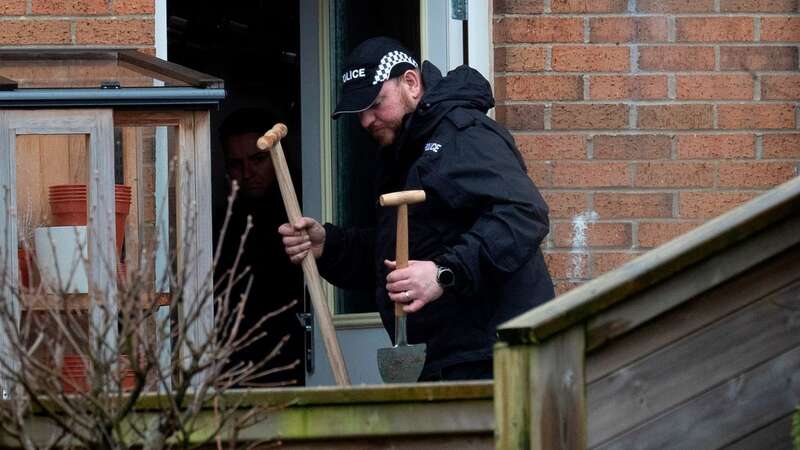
[{"x1": 493, "y1": 175, "x2": 800, "y2": 450}]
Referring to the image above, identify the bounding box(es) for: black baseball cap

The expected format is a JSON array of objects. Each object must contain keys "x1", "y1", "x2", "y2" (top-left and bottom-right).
[{"x1": 332, "y1": 37, "x2": 419, "y2": 119}]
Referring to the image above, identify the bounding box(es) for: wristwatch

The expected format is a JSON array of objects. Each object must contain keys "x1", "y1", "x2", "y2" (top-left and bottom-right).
[{"x1": 435, "y1": 265, "x2": 455, "y2": 289}]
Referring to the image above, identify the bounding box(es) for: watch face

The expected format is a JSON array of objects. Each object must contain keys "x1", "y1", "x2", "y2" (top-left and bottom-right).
[{"x1": 437, "y1": 266, "x2": 454, "y2": 287}]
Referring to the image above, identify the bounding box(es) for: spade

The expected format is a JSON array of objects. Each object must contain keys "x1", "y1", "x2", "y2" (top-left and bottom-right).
[{"x1": 377, "y1": 190, "x2": 427, "y2": 383}]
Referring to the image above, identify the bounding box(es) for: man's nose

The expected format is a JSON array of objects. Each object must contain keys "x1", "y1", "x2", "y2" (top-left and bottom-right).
[{"x1": 358, "y1": 110, "x2": 374, "y2": 129}]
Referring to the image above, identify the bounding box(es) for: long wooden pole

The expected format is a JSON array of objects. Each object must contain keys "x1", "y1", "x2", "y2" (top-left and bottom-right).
[{"x1": 257, "y1": 124, "x2": 350, "y2": 386}]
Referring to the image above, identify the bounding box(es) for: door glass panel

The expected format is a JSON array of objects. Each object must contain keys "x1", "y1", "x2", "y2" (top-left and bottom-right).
[{"x1": 330, "y1": 0, "x2": 420, "y2": 314}]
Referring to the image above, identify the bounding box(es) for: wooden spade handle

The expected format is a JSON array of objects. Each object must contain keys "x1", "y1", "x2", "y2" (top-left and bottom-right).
[
  {"x1": 256, "y1": 123, "x2": 288, "y2": 150},
  {"x1": 380, "y1": 190, "x2": 426, "y2": 317},
  {"x1": 259, "y1": 124, "x2": 350, "y2": 386}
]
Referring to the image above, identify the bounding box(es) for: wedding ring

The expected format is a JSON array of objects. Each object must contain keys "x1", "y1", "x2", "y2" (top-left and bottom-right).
[{"x1": 404, "y1": 291, "x2": 411, "y2": 301}]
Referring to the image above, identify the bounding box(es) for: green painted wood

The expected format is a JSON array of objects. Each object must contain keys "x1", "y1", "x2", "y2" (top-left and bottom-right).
[
  {"x1": 0, "y1": 382, "x2": 494, "y2": 447},
  {"x1": 494, "y1": 325, "x2": 586, "y2": 450},
  {"x1": 498, "y1": 175, "x2": 800, "y2": 345}
]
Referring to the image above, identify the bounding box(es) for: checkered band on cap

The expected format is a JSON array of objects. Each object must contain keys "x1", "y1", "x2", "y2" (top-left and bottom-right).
[{"x1": 371, "y1": 50, "x2": 418, "y2": 85}]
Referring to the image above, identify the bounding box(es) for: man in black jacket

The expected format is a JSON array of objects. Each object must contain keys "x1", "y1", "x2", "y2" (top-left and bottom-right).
[{"x1": 279, "y1": 37, "x2": 554, "y2": 381}]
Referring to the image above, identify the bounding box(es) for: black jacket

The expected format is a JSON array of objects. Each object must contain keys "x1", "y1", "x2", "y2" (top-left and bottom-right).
[{"x1": 318, "y1": 61, "x2": 554, "y2": 377}]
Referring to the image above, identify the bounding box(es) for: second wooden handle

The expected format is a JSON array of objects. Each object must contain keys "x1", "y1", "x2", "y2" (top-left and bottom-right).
[{"x1": 395, "y1": 204, "x2": 409, "y2": 318}]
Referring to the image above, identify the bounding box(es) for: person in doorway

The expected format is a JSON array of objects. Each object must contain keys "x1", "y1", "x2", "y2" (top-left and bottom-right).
[
  {"x1": 214, "y1": 108, "x2": 305, "y2": 387},
  {"x1": 278, "y1": 37, "x2": 554, "y2": 381}
]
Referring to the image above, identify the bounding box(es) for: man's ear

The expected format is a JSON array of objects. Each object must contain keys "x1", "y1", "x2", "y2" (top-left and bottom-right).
[{"x1": 401, "y1": 69, "x2": 423, "y2": 101}]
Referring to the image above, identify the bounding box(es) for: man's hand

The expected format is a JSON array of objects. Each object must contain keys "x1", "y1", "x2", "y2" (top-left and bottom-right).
[
  {"x1": 278, "y1": 217, "x2": 326, "y2": 264},
  {"x1": 384, "y1": 260, "x2": 443, "y2": 313}
]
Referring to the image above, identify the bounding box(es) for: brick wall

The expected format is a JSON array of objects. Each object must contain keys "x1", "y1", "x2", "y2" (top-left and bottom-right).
[
  {"x1": 0, "y1": 0, "x2": 155, "y2": 50},
  {"x1": 493, "y1": 0, "x2": 800, "y2": 294}
]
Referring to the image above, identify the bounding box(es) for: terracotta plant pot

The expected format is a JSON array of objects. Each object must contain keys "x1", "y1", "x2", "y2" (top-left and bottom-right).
[{"x1": 49, "y1": 184, "x2": 132, "y2": 254}]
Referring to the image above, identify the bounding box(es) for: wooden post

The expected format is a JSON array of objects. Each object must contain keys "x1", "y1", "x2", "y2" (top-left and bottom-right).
[{"x1": 495, "y1": 324, "x2": 587, "y2": 450}]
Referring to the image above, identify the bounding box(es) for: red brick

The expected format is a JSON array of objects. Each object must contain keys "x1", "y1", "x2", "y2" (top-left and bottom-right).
[
  {"x1": 595, "y1": 193, "x2": 674, "y2": 218},
  {"x1": 552, "y1": 46, "x2": 630, "y2": 72},
  {"x1": 635, "y1": 162, "x2": 715, "y2": 188},
  {"x1": 762, "y1": 17, "x2": 800, "y2": 41},
  {"x1": 638, "y1": 222, "x2": 700, "y2": 247},
  {"x1": 590, "y1": 75, "x2": 668, "y2": 100},
  {"x1": 639, "y1": 46, "x2": 716, "y2": 71},
  {"x1": 720, "y1": 0, "x2": 798, "y2": 11},
  {"x1": 494, "y1": 17, "x2": 583, "y2": 44},
  {"x1": 553, "y1": 222, "x2": 632, "y2": 247},
  {"x1": 113, "y1": 0, "x2": 155, "y2": 14},
  {"x1": 718, "y1": 104, "x2": 796, "y2": 129},
  {"x1": 592, "y1": 252, "x2": 643, "y2": 275},
  {"x1": 676, "y1": 75, "x2": 755, "y2": 100},
  {"x1": 763, "y1": 134, "x2": 800, "y2": 158},
  {"x1": 638, "y1": 105, "x2": 714, "y2": 130},
  {"x1": 677, "y1": 134, "x2": 755, "y2": 159},
  {"x1": 637, "y1": 0, "x2": 715, "y2": 12},
  {"x1": 679, "y1": 192, "x2": 760, "y2": 218},
  {"x1": 517, "y1": 135, "x2": 587, "y2": 160},
  {"x1": 527, "y1": 162, "x2": 553, "y2": 187},
  {"x1": 590, "y1": 17, "x2": 669, "y2": 43},
  {"x1": 76, "y1": 19, "x2": 154, "y2": 45},
  {"x1": 594, "y1": 135, "x2": 672, "y2": 159},
  {"x1": 0, "y1": 20, "x2": 71, "y2": 45},
  {"x1": 495, "y1": 47, "x2": 547, "y2": 72},
  {"x1": 552, "y1": 104, "x2": 630, "y2": 130},
  {"x1": 542, "y1": 191, "x2": 590, "y2": 218},
  {"x1": 496, "y1": 75, "x2": 583, "y2": 101},
  {"x1": 494, "y1": 0, "x2": 545, "y2": 13},
  {"x1": 545, "y1": 252, "x2": 589, "y2": 279},
  {"x1": 555, "y1": 280, "x2": 585, "y2": 295},
  {"x1": 720, "y1": 46, "x2": 798, "y2": 71},
  {"x1": 762, "y1": 75, "x2": 800, "y2": 100},
  {"x1": 553, "y1": 162, "x2": 631, "y2": 187},
  {"x1": 0, "y1": 0, "x2": 25, "y2": 15},
  {"x1": 676, "y1": 17, "x2": 755, "y2": 42},
  {"x1": 551, "y1": 0, "x2": 628, "y2": 12},
  {"x1": 32, "y1": 0, "x2": 109, "y2": 15},
  {"x1": 495, "y1": 104, "x2": 545, "y2": 131},
  {"x1": 718, "y1": 162, "x2": 797, "y2": 188}
]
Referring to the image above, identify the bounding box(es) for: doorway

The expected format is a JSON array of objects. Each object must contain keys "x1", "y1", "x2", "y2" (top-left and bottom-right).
[{"x1": 167, "y1": 0, "x2": 307, "y2": 387}]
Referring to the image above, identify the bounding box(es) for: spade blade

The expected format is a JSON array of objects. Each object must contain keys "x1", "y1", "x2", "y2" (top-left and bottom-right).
[{"x1": 377, "y1": 343, "x2": 427, "y2": 383}]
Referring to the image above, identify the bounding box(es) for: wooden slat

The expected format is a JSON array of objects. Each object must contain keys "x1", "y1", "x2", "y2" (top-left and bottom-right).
[
  {"x1": 722, "y1": 414, "x2": 795, "y2": 450},
  {"x1": 498, "y1": 175, "x2": 800, "y2": 344},
  {"x1": 14, "y1": 135, "x2": 44, "y2": 233},
  {"x1": 20, "y1": 293, "x2": 170, "y2": 311},
  {"x1": 113, "y1": 110, "x2": 183, "y2": 127},
  {"x1": 121, "y1": 127, "x2": 143, "y2": 272},
  {"x1": 0, "y1": 111, "x2": 20, "y2": 398},
  {"x1": 594, "y1": 345, "x2": 800, "y2": 450},
  {"x1": 0, "y1": 75, "x2": 18, "y2": 91},
  {"x1": 588, "y1": 281, "x2": 800, "y2": 446},
  {"x1": 587, "y1": 214, "x2": 800, "y2": 352},
  {"x1": 586, "y1": 245, "x2": 800, "y2": 383},
  {"x1": 118, "y1": 50, "x2": 224, "y2": 89},
  {"x1": 0, "y1": 381, "x2": 494, "y2": 447},
  {"x1": 67, "y1": 135, "x2": 88, "y2": 184},
  {"x1": 495, "y1": 325, "x2": 586, "y2": 450},
  {"x1": 87, "y1": 109, "x2": 118, "y2": 365},
  {"x1": 190, "y1": 110, "x2": 214, "y2": 378}
]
